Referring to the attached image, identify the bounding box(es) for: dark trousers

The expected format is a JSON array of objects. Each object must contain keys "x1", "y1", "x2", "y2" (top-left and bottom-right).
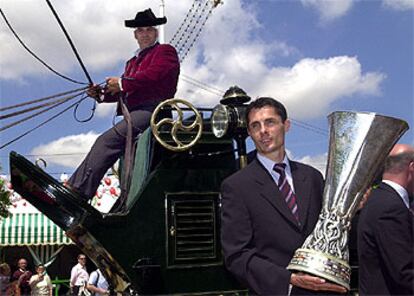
[
  {"x1": 68, "y1": 109, "x2": 152, "y2": 199},
  {"x1": 71, "y1": 285, "x2": 80, "y2": 295}
]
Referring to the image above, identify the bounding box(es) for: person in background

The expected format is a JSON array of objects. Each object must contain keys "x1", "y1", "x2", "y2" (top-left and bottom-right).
[
  {"x1": 70, "y1": 254, "x2": 89, "y2": 296},
  {"x1": 67, "y1": 8, "x2": 180, "y2": 202},
  {"x1": 358, "y1": 143, "x2": 414, "y2": 295},
  {"x1": 0, "y1": 263, "x2": 11, "y2": 296},
  {"x1": 220, "y1": 97, "x2": 346, "y2": 295},
  {"x1": 87, "y1": 268, "x2": 110, "y2": 296},
  {"x1": 29, "y1": 264, "x2": 52, "y2": 296},
  {"x1": 11, "y1": 258, "x2": 32, "y2": 295}
]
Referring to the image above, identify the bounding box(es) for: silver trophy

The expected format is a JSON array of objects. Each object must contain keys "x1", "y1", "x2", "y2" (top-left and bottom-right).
[{"x1": 287, "y1": 111, "x2": 409, "y2": 289}]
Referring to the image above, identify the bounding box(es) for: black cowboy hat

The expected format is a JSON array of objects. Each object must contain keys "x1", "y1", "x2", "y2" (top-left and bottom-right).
[{"x1": 124, "y1": 8, "x2": 167, "y2": 28}]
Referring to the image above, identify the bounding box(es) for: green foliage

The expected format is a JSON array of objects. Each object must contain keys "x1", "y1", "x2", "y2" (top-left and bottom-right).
[{"x1": 0, "y1": 173, "x2": 12, "y2": 219}]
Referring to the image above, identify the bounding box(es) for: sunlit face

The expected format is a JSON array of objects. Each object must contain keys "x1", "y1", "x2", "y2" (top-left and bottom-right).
[
  {"x1": 247, "y1": 106, "x2": 290, "y2": 161},
  {"x1": 134, "y1": 26, "x2": 158, "y2": 49}
]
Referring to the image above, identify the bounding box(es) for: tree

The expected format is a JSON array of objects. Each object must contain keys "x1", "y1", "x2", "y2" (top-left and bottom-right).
[{"x1": 0, "y1": 166, "x2": 11, "y2": 218}]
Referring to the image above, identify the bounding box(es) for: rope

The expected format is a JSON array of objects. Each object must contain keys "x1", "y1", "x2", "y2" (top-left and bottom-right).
[
  {"x1": 0, "y1": 95, "x2": 89, "y2": 150},
  {"x1": 169, "y1": 0, "x2": 219, "y2": 63},
  {"x1": 0, "y1": 86, "x2": 88, "y2": 112},
  {"x1": 73, "y1": 97, "x2": 96, "y2": 123},
  {"x1": 0, "y1": 87, "x2": 87, "y2": 112},
  {"x1": 0, "y1": 9, "x2": 87, "y2": 85},
  {"x1": 0, "y1": 91, "x2": 82, "y2": 132},
  {"x1": 113, "y1": 96, "x2": 135, "y2": 213},
  {"x1": 181, "y1": 74, "x2": 224, "y2": 96},
  {"x1": 0, "y1": 96, "x2": 75, "y2": 120},
  {"x1": 175, "y1": 2, "x2": 212, "y2": 62},
  {"x1": 170, "y1": 0, "x2": 200, "y2": 44},
  {"x1": 170, "y1": 0, "x2": 202, "y2": 45},
  {"x1": 45, "y1": 0, "x2": 93, "y2": 85},
  {"x1": 181, "y1": 76, "x2": 223, "y2": 97},
  {"x1": 291, "y1": 119, "x2": 328, "y2": 136}
]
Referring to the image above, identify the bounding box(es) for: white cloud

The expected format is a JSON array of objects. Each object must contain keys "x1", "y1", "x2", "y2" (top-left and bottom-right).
[
  {"x1": 175, "y1": 2, "x2": 385, "y2": 119},
  {"x1": 179, "y1": 52, "x2": 385, "y2": 119},
  {"x1": 383, "y1": 0, "x2": 414, "y2": 10},
  {"x1": 1, "y1": 0, "x2": 385, "y2": 122},
  {"x1": 0, "y1": 0, "x2": 190, "y2": 80},
  {"x1": 296, "y1": 152, "x2": 328, "y2": 176},
  {"x1": 301, "y1": 0, "x2": 354, "y2": 22},
  {"x1": 30, "y1": 132, "x2": 99, "y2": 168},
  {"x1": 259, "y1": 56, "x2": 386, "y2": 119},
  {"x1": 95, "y1": 102, "x2": 117, "y2": 118},
  {"x1": 301, "y1": 0, "x2": 414, "y2": 22}
]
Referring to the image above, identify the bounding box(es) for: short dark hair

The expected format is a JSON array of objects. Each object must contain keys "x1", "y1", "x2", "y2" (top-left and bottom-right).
[
  {"x1": 246, "y1": 97, "x2": 288, "y2": 125},
  {"x1": 384, "y1": 152, "x2": 414, "y2": 174}
]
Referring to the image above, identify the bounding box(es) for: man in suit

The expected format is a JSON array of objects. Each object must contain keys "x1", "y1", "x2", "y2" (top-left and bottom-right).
[
  {"x1": 220, "y1": 97, "x2": 346, "y2": 295},
  {"x1": 357, "y1": 143, "x2": 414, "y2": 295},
  {"x1": 68, "y1": 8, "x2": 180, "y2": 201}
]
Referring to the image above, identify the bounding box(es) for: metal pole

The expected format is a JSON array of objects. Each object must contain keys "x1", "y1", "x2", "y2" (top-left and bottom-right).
[{"x1": 159, "y1": 0, "x2": 165, "y2": 44}]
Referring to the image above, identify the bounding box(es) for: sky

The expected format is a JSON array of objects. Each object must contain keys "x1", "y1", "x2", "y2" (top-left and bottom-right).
[{"x1": 0, "y1": 0, "x2": 413, "y2": 177}]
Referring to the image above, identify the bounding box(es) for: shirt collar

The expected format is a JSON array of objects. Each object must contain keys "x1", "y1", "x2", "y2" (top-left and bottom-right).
[
  {"x1": 383, "y1": 179, "x2": 410, "y2": 208},
  {"x1": 134, "y1": 41, "x2": 158, "y2": 57},
  {"x1": 257, "y1": 152, "x2": 290, "y2": 174}
]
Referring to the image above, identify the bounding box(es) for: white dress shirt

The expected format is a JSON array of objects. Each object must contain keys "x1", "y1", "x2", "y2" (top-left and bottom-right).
[
  {"x1": 70, "y1": 263, "x2": 89, "y2": 287},
  {"x1": 257, "y1": 153, "x2": 295, "y2": 192}
]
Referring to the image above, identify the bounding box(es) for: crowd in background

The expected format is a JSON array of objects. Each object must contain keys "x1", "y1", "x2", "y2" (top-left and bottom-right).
[{"x1": 0, "y1": 254, "x2": 108, "y2": 296}]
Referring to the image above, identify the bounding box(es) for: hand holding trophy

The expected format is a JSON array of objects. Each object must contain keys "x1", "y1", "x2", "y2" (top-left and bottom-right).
[{"x1": 287, "y1": 111, "x2": 409, "y2": 290}]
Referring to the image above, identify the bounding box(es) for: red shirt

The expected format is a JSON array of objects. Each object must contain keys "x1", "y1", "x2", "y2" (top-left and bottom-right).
[
  {"x1": 11, "y1": 269, "x2": 32, "y2": 294},
  {"x1": 103, "y1": 43, "x2": 180, "y2": 114}
]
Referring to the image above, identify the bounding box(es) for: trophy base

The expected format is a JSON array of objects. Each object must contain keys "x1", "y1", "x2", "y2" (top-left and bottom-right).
[{"x1": 287, "y1": 248, "x2": 350, "y2": 290}]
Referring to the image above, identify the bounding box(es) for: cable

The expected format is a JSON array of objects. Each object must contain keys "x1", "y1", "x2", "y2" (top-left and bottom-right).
[
  {"x1": 169, "y1": 0, "x2": 219, "y2": 63},
  {"x1": 177, "y1": 2, "x2": 213, "y2": 62},
  {"x1": 45, "y1": 0, "x2": 93, "y2": 85},
  {"x1": 0, "y1": 91, "x2": 83, "y2": 132},
  {"x1": 181, "y1": 74, "x2": 225, "y2": 95},
  {"x1": 25, "y1": 153, "x2": 87, "y2": 157},
  {"x1": 181, "y1": 76, "x2": 223, "y2": 97},
  {"x1": 0, "y1": 9, "x2": 87, "y2": 85},
  {"x1": 170, "y1": 0, "x2": 200, "y2": 44},
  {"x1": 0, "y1": 96, "x2": 77, "y2": 120},
  {"x1": 0, "y1": 86, "x2": 89, "y2": 112},
  {"x1": 0, "y1": 95, "x2": 89, "y2": 150},
  {"x1": 290, "y1": 119, "x2": 328, "y2": 136}
]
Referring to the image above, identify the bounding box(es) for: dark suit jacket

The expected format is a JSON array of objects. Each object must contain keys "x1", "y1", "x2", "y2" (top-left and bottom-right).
[
  {"x1": 357, "y1": 182, "x2": 414, "y2": 295},
  {"x1": 221, "y1": 158, "x2": 324, "y2": 295}
]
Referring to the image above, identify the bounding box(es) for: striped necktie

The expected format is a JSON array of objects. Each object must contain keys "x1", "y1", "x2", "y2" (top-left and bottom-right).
[{"x1": 273, "y1": 163, "x2": 299, "y2": 222}]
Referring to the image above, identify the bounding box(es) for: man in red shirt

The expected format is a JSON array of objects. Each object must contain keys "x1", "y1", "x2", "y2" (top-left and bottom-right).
[
  {"x1": 67, "y1": 8, "x2": 180, "y2": 201},
  {"x1": 10, "y1": 258, "x2": 32, "y2": 295}
]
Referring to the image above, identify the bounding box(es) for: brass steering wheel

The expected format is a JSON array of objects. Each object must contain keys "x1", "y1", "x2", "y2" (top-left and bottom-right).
[{"x1": 150, "y1": 98, "x2": 203, "y2": 152}]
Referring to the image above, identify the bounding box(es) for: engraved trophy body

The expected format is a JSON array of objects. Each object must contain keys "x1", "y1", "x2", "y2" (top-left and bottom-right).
[{"x1": 287, "y1": 111, "x2": 409, "y2": 289}]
